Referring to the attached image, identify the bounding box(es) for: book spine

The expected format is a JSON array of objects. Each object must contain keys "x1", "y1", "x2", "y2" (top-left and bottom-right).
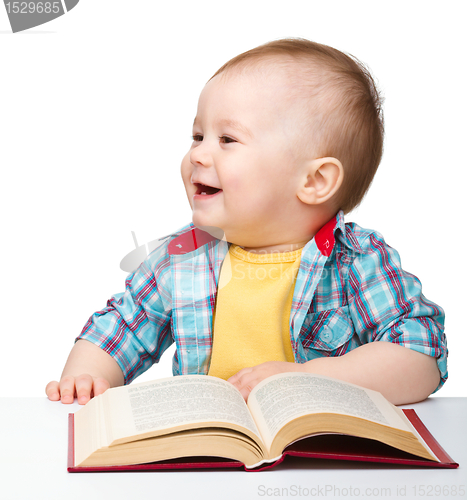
[{"x1": 402, "y1": 409, "x2": 458, "y2": 466}]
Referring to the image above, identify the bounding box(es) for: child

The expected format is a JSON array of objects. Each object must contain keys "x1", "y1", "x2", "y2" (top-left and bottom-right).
[{"x1": 46, "y1": 39, "x2": 446, "y2": 406}]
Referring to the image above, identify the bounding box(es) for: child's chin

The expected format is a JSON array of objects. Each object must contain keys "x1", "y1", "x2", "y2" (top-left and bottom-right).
[
  {"x1": 191, "y1": 212, "x2": 205, "y2": 226},
  {"x1": 192, "y1": 215, "x2": 224, "y2": 239},
  {"x1": 195, "y1": 225, "x2": 225, "y2": 241}
]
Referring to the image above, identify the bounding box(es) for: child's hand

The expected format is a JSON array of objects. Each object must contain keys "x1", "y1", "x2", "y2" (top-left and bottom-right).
[
  {"x1": 228, "y1": 361, "x2": 303, "y2": 401},
  {"x1": 46, "y1": 375, "x2": 111, "y2": 405},
  {"x1": 45, "y1": 339, "x2": 124, "y2": 405}
]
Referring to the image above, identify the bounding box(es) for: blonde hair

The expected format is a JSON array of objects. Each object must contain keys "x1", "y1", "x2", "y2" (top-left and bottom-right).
[{"x1": 211, "y1": 38, "x2": 384, "y2": 213}]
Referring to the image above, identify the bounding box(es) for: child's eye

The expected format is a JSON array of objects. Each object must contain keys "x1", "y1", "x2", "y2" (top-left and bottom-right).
[
  {"x1": 192, "y1": 134, "x2": 203, "y2": 142},
  {"x1": 219, "y1": 136, "x2": 236, "y2": 144}
]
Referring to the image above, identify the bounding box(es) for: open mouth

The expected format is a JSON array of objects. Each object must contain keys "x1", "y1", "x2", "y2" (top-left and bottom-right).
[{"x1": 195, "y1": 183, "x2": 222, "y2": 196}]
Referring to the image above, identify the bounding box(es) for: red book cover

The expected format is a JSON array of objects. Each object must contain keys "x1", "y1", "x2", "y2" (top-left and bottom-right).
[{"x1": 67, "y1": 409, "x2": 458, "y2": 472}]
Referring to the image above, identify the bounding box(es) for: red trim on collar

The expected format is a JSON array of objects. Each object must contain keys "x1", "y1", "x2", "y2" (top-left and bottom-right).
[
  {"x1": 314, "y1": 216, "x2": 337, "y2": 256},
  {"x1": 168, "y1": 227, "x2": 218, "y2": 255}
]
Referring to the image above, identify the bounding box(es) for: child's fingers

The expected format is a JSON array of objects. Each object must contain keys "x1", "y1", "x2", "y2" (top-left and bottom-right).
[
  {"x1": 59, "y1": 375, "x2": 78, "y2": 404},
  {"x1": 45, "y1": 380, "x2": 60, "y2": 401},
  {"x1": 228, "y1": 367, "x2": 253, "y2": 386},
  {"x1": 228, "y1": 367, "x2": 255, "y2": 401},
  {"x1": 75, "y1": 374, "x2": 94, "y2": 405},
  {"x1": 229, "y1": 361, "x2": 301, "y2": 401},
  {"x1": 46, "y1": 374, "x2": 112, "y2": 405},
  {"x1": 93, "y1": 377, "x2": 111, "y2": 397}
]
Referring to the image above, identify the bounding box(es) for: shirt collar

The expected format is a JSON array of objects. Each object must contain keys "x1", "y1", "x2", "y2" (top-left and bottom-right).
[
  {"x1": 168, "y1": 210, "x2": 363, "y2": 256},
  {"x1": 314, "y1": 210, "x2": 363, "y2": 256},
  {"x1": 168, "y1": 226, "x2": 218, "y2": 255}
]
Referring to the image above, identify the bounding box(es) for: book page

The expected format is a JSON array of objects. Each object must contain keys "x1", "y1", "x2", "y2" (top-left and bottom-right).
[
  {"x1": 74, "y1": 389, "x2": 109, "y2": 466},
  {"x1": 106, "y1": 375, "x2": 261, "y2": 444},
  {"x1": 248, "y1": 373, "x2": 411, "y2": 450}
]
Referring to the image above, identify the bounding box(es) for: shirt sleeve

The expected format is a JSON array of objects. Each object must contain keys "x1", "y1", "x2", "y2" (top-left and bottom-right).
[
  {"x1": 346, "y1": 231, "x2": 447, "y2": 392},
  {"x1": 77, "y1": 246, "x2": 174, "y2": 384}
]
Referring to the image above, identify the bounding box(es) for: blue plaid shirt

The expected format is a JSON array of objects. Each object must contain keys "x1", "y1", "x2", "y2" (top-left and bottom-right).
[{"x1": 78, "y1": 211, "x2": 447, "y2": 391}]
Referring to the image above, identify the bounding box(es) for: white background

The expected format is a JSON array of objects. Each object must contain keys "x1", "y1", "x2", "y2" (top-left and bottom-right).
[{"x1": 0, "y1": 0, "x2": 465, "y2": 398}]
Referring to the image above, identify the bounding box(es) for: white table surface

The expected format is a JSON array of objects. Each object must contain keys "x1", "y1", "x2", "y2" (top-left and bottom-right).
[{"x1": 0, "y1": 397, "x2": 465, "y2": 500}]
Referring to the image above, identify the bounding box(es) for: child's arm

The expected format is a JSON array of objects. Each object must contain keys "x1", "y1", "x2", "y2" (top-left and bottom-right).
[
  {"x1": 229, "y1": 228, "x2": 444, "y2": 406},
  {"x1": 228, "y1": 342, "x2": 440, "y2": 405},
  {"x1": 45, "y1": 339, "x2": 124, "y2": 404},
  {"x1": 46, "y1": 231, "x2": 180, "y2": 404}
]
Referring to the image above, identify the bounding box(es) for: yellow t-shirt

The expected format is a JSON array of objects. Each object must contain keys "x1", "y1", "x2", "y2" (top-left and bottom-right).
[{"x1": 208, "y1": 245, "x2": 303, "y2": 380}]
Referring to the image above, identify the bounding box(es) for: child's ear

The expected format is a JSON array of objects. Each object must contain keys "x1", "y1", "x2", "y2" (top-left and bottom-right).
[{"x1": 296, "y1": 157, "x2": 344, "y2": 205}]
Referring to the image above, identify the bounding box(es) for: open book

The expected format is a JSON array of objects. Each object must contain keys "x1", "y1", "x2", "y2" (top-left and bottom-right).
[{"x1": 68, "y1": 373, "x2": 457, "y2": 472}]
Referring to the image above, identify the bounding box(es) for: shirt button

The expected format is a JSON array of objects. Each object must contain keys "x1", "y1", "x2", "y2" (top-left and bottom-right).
[{"x1": 322, "y1": 327, "x2": 331, "y2": 340}]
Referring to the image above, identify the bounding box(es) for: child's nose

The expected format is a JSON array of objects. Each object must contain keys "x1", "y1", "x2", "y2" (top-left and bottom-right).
[{"x1": 190, "y1": 142, "x2": 213, "y2": 168}]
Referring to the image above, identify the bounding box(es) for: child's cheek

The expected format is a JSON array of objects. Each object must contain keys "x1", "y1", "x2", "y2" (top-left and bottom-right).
[
  {"x1": 180, "y1": 156, "x2": 195, "y2": 208},
  {"x1": 223, "y1": 169, "x2": 250, "y2": 195}
]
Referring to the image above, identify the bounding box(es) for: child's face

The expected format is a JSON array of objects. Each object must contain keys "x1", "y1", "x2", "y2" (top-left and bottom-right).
[{"x1": 181, "y1": 70, "x2": 308, "y2": 249}]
